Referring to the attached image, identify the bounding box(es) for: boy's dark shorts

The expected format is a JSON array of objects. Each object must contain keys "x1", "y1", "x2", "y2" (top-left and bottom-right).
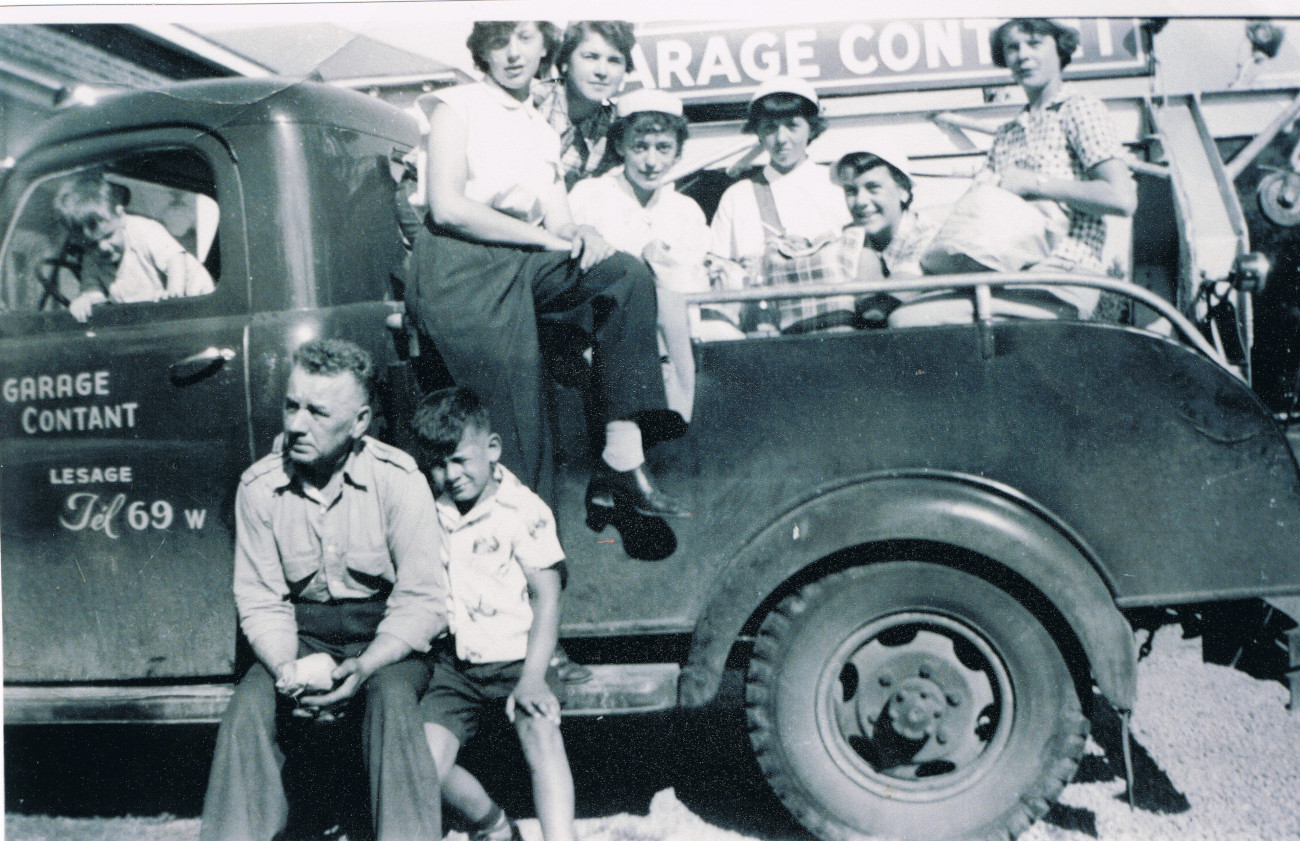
[{"x1": 420, "y1": 642, "x2": 560, "y2": 745}]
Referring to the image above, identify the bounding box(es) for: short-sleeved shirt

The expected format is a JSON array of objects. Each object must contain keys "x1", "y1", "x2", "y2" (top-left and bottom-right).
[
  {"x1": 841, "y1": 208, "x2": 943, "y2": 305},
  {"x1": 432, "y1": 81, "x2": 563, "y2": 226},
  {"x1": 233, "y1": 437, "x2": 448, "y2": 657},
  {"x1": 532, "y1": 79, "x2": 615, "y2": 190},
  {"x1": 987, "y1": 88, "x2": 1125, "y2": 273},
  {"x1": 436, "y1": 464, "x2": 565, "y2": 664},
  {"x1": 709, "y1": 160, "x2": 852, "y2": 263},
  {"x1": 880, "y1": 208, "x2": 943, "y2": 280},
  {"x1": 569, "y1": 168, "x2": 711, "y2": 294},
  {"x1": 81, "y1": 214, "x2": 213, "y2": 303}
]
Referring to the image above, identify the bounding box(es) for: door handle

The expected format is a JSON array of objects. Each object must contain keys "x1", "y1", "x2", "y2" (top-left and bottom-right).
[{"x1": 169, "y1": 346, "x2": 236, "y2": 383}]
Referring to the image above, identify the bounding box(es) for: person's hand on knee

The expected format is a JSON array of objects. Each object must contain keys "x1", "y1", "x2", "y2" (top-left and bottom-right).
[{"x1": 506, "y1": 676, "x2": 561, "y2": 726}]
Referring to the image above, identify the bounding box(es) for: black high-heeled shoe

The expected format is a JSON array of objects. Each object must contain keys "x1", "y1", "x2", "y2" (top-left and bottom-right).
[{"x1": 586, "y1": 461, "x2": 691, "y2": 518}]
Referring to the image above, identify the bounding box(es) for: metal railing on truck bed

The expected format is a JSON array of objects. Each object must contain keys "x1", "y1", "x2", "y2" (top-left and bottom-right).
[{"x1": 685, "y1": 270, "x2": 1232, "y2": 371}]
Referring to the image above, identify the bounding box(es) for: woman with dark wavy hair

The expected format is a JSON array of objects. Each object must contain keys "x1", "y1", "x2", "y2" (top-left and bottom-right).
[
  {"x1": 533, "y1": 21, "x2": 636, "y2": 189},
  {"x1": 406, "y1": 20, "x2": 688, "y2": 527},
  {"x1": 986, "y1": 18, "x2": 1135, "y2": 288},
  {"x1": 891, "y1": 18, "x2": 1138, "y2": 326}
]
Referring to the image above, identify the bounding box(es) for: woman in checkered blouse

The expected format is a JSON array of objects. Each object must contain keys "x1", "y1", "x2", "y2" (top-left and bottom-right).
[
  {"x1": 982, "y1": 17, "x2": 1138, "y2": 318},
  {"x1": 891, "y1": 18, "x2": 1139, "y2": 327},
  {"x1": 532, "y1": 22, "x2": 636, "y2": 191}
]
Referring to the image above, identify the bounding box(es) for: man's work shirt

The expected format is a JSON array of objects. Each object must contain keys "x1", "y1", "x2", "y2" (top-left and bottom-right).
[{"x1": 233, "y1": 436, "x2": 447, "y2": 657}]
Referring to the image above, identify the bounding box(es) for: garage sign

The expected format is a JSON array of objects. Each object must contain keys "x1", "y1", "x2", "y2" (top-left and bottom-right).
[{"x1": 623, "y1": 18, "x2": 1150, "y2": 103}]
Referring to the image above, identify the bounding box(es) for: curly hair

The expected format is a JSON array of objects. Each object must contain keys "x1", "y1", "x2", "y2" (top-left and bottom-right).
[
  {"x1": 466, "y1": 21, "x2": 562, "y2": 77},
  {"x1": 990, "y1": 18, "x2": 1080, "y2": 70},
  {"x1": 52, "y1": 169, "x2": 122, "y2": 229},
  {"x1": 291, "y1": 339, "x2": 375, "y2": 401},
  {"x1": 606, "y1": 111, "x2": 689, "y2": 162},
  {"x1": 410, "y1": 386, "x2": 491, "y2": 462},
  {"x1": 556, "y1": 21, "x2": 636, "y2": 76}
]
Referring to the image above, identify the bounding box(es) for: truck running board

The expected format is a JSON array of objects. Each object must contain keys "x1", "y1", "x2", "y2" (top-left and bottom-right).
[
  {"x1": 5, "y1": 684, "x2": 235, "y2": 725},
  {"x1": 5, "y1": 663, "x2": 683, "y2": 725},
  {"x1": 557, "y1": 663, "x2": 680, "y2": 716}
]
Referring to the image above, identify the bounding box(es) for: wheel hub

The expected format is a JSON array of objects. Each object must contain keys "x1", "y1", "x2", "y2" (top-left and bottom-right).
[
  {"x1": 884, "y1": 674, "x2": 946, "y2": 740},
  {"x1": 834, "y1": 625, "x2": 998, "y2": 778},
  {"x1": 1258, "y1": 169, "x2": 1300, "y2": 227}
]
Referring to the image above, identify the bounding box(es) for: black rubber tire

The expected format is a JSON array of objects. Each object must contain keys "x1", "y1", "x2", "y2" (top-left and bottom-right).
[{"x1": 745, "y1": 562, "x2": 1088, "y2": 841}]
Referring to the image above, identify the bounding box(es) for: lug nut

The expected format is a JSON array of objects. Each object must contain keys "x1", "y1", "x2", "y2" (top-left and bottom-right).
[
  {"x1": 879, "y1": 674, "x2": 893, "y2": 687},
  {"x1": 946, "y1": 693, "x2": 961, "y2": 707},
  {"x1": 917, "y1": 665, "x2": 931, "y2": 679}
]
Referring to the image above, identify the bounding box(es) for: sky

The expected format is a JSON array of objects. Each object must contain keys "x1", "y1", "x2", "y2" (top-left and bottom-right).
[
  {"x1": 191, "y1": 14, "x2": 477, "y2": 76},
  {"x1": 0, "y1": 1, "x2": 1296, "y2": 92}
]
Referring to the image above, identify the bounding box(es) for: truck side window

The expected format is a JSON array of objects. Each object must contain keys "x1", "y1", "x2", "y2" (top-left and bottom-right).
[{"x1": 0, "y1": 148, "x2": 219, "y2": 318}]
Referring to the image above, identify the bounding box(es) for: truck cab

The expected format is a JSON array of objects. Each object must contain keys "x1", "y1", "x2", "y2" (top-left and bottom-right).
[
  {"x1": 0, "y1": 78, "x2": 416, "y2": 716},
  {"x1": 4, "y1": 17, "x2": 1300, "y2": 841}
]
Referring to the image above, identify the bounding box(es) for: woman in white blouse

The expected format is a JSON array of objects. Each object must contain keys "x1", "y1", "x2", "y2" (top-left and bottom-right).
[
  {"x1": 570, "y1": 89, "x2": 715, "y2": 420},
  {"x1": 406, "y1": 21, "x2": 688, "y2": 519}
]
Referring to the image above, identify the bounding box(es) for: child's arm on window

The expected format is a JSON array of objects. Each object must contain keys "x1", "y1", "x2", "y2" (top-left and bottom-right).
[{"x1": 160, "y1": 248, "x2": 214, "y2": 299}]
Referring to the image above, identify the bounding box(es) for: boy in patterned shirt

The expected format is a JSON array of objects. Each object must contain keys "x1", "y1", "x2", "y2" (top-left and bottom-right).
[{"x1": 410, "y1": 386, "x2": 574, "y2": 841}]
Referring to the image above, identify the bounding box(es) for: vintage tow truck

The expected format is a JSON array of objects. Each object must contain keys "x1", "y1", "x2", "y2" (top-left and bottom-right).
[{"x1": 4, "y1": 15, "x2": 1300, "y2": 841}]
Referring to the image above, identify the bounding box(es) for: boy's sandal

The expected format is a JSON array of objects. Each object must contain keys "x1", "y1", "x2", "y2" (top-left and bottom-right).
[{"x1": 468, "y1": 813, "x2": 524, "y2": 841}]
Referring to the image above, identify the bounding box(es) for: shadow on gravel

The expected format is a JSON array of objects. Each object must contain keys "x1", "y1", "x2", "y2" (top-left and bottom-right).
[
  {"x1": 1043, "y1": 801, "x2": 1099, "y2": 837},
  {"x1": 5, "y1": 671, "x2": 811, "y2": 841},
  {"x1": 1037, "y1": 689, "x2": 1190, "y2": 837},
  {"x1": 463, "y1": 671, "x2": 811, "y2": 841},
  {"x1": 1088, "y1": 697, "x2": 1192, "y2": 814}
]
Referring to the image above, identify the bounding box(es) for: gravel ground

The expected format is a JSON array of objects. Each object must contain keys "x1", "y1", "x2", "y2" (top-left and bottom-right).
[
  {"x1": 6, "y1": 623, "x2": 1300, "y2": 841},
  {"x1": 1021, "y1": 624, "x2": 1300, "y2": 841}
]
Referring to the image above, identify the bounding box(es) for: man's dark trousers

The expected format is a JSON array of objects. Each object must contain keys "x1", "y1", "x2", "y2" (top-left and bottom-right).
[{"x1": 199, "y1": 600, "x2": 440, "y2": 841}]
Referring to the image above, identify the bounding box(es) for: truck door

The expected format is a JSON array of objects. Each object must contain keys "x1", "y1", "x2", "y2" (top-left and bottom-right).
[{"x1": 0, "y1": 134, "x2": 250, "y2": 684}]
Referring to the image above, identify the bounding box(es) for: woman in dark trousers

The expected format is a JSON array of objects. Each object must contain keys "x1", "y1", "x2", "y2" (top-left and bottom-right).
[{"x1": 407, "y1": 20, "x2": 687, "y2": 519}]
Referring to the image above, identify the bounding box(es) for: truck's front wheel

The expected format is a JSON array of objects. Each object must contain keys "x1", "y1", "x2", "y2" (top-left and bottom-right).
[{"x1": 745, "y1": 561, "x2": 1088, "y2": 841}]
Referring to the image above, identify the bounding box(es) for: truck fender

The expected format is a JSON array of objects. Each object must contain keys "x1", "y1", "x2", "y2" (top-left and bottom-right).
[{"x1": 680, "y1": 473, "x2": 1137, "y2": 713}]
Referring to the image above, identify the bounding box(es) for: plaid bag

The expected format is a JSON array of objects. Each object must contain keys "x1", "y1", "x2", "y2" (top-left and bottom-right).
[{"x1": 750, "y1": 176, "x2": 857, "y2": 333}]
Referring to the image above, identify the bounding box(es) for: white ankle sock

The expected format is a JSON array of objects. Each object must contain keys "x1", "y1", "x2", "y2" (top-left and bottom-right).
[{"x1": 602, "y1": 420, "x2": 644, "y2": 472}]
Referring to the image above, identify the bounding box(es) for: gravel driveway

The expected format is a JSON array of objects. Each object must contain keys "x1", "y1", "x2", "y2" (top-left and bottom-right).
[{"x1": 6, "y1": 622, "x2": 1300, "y2": 841}]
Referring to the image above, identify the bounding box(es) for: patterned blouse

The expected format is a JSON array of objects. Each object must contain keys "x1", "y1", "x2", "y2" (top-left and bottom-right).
[
  {"x1": 987, "y1": 87, "x2": 1126, "y2": 273},
  {"x1": 532, "y1": 79, "x2": 616, "y2": 191}
]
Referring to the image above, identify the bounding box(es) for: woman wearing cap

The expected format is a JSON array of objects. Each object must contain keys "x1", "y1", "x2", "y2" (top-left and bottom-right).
[
  {"x1": 709, "y1": 76, "x2": 851, "y2": 269},
  {"x1": 829, "y1": 147, "x2": 943, "y2": 322},
  {"x1": 893, "y1": 18, "x2": 1136, "y2": 326},
  {"x1": 833, "y1": 147, "x2": 941, "y2": 280},
  {"x1": 533, "y1": 21, "x2": 635, "y2": 190},
  {"x1": 407, "y1": 20, "x2": 688, "y2": 519},
  {"x1": 570, "y1": 89, "x2": 715, "y2": 420}
]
